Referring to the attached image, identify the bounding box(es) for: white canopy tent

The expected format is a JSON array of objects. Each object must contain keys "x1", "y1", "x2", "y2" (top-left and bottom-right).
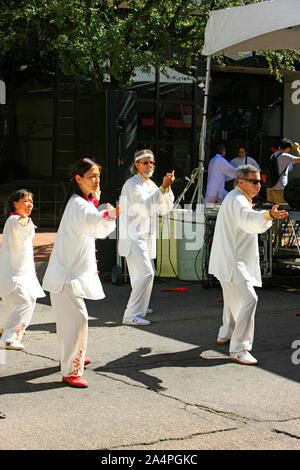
[
  {"x1": 180, "y1": 0, "x2": 300, "y2": 207},
  {"x1": 202, "y1": 0, "x2": 300, "y2": 56}
]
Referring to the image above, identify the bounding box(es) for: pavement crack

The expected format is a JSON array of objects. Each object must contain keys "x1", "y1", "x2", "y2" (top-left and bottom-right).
[
  {"x1": 96, "y1": 371, "x2": 148, "y2": 391},
  {"x1": 96, "y1": 370, "x2": 252, "y2": 425},
  {"x1": 22, "y1": 350, "x2": 58, "y2": 363},
  {"x1": 106, "y1": 427, "x2": 240, "y2": 450},
  {"x1": 96, "y1": 370, "x2": 300, "y2": 428},
  {"x1": 272, "y1": 429, "x2": 300, "y2": 440}
]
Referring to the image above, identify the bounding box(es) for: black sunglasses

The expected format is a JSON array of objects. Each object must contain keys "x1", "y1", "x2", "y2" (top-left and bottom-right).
[
  {"x1": 138, "y1": 161, "x2": 155, "y2": 165},
  {"x1": 240, "y1": 178, "x2": 261, "y2": 185}
]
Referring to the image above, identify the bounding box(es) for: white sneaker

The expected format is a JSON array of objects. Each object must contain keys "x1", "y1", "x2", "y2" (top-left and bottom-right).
[
  {"x1": 0, "y1": 340, "x2": 24, "y2": 351},
  {"x1": 230, "y1": 350, "x2": 258, "y2": 365},
  {"x1": 140, "y1": 308, "x2": 153, "y2": 318},
  {"x1": 122, "y1": 316, "x2": 151, "y2": 326}
]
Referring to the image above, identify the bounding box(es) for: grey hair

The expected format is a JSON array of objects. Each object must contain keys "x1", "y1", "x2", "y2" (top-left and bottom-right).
[
  {"x1": 129, "y1": 160, "x2": 138, "y2": 175},
  {"x1": 235, "y1": 164, "x2": 260, "y2": 184}
]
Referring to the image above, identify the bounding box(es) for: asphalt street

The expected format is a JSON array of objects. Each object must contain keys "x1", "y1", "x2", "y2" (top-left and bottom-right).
[{"x1": 0, "y1": 270, "x2": 300, "y2": 451}]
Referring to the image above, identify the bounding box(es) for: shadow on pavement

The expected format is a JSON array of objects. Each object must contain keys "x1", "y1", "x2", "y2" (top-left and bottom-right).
[
  {"x1": 94, "y1": 346, "x2": 231, "y2": 392},
  {"x1": 0, "y1": 366, "x2": 65, "y2": 395},
  {"x1": 33, "y1": 277, "x2": 300, "y2": 388}
]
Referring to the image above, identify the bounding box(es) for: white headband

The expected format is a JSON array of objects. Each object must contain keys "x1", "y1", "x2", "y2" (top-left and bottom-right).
[{"x1": 135, "y1": 153, "x2": 154, "y2": 162}]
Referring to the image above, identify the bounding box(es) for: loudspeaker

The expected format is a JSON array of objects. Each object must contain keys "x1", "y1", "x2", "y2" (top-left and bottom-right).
[
  {"x1": 107, "y1": 90, "x2": 137, "y2": 186},
  {"x1": 90, "y1": 91, "x2": 137, "y2": 275},
  {"x1": 84, "y1": 89, "x2": 137, "y2": 188},
  {"x1": 284, "y1": 178, "x2": 300, "y2": 210}
]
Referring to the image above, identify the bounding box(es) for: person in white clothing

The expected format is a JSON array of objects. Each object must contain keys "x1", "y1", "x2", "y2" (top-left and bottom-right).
[
  {"x1": 118, "y1": 149, "x2": 174, "y2": 326},
  {"x1": 209, "y1": 164, "x2": 288, "y2": 365},
  {"x1": 205, "y1": 144, "x2": 237, "y2": 203},
  {"x1": 0, "y1": 189, "x2": 45, "y2": 351},
  {"x1": 230, "y1": 147, "x2": 260, "y2": 169},
  {"x1": 42, "y1": 158, "x2": 120, "y2": 388}
]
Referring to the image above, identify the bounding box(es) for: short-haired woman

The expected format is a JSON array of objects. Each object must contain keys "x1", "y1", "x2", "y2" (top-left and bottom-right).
[{"x1": 0, "y1": 189, "x2": 45, "y2": 350}]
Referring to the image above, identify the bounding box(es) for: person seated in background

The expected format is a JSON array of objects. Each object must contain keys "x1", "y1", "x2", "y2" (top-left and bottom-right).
[
  {"x1": 230, "y1": 147, "x2": 260, "y2": 169},
  {"x1": 205, "y1": 144, "x2": 237, "y2": 203}
]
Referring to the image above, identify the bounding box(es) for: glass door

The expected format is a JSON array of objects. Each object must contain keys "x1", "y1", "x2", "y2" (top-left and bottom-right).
[{"x1": 209, "y1": 103, "x2": 259, "y2": 164}]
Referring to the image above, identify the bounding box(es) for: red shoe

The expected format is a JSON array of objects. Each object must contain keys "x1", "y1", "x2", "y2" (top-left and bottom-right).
[
  {"x1": 62, "y1": 376, "x2": 88, "y2": 388},
  {"x1": 84, "y1": 357, "x2": 91, "y2": 366}
]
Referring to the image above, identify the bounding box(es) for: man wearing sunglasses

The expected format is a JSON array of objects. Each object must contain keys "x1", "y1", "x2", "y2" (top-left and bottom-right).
[
  {"x1": 209, "y1": 165, "x2": 288, "y2": 365},
  {"x1": 119, "y1": 149, "x2": 174, "y2": 326}
]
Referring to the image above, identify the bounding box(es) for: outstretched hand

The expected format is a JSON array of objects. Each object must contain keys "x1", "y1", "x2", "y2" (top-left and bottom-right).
[
  {"x1": 269, "y1": 205, "x2": 288, "y2": 220},
  {"x1": 293, "y1": 141, "x2": 300, "y2": 151},
  {"x1": 107, "y1": 203, "x2": 121, "y2": 219}
]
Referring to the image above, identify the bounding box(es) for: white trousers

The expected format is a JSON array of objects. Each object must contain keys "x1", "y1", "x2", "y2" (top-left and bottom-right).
[
  {"x1": 1, "y1": 284, "x2": 36, "y2": 343},
  {"x1": 50, "y1": 284, "x2": 88, "y2": 377},
  {"x1": 123, "y1": 240, "x2": 155, "y2": 321},
  {"x1": 219, "y1": 279, "x2": 258, "y2": 353}
]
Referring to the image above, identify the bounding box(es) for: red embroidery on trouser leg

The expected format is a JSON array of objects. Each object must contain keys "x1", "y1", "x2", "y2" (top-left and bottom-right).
[
  {"x1": 50, "y1": 284, "x2": 88, "y2": 378},
  {"x1": 16, "y1": 323, "x2": 26, "y2": 342},
  {"x1": 69, "y1": 350, "x2": 84, "y2": 376}
]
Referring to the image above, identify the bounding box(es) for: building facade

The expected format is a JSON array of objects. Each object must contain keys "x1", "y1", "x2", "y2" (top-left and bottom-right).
[{"x1": 0, "y1": 52, "x2": 299, "y2": 228}]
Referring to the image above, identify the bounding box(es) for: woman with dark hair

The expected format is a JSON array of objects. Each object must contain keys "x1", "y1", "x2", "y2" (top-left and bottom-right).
[
  {"x1": 0, "y1": 189, "x2": 45, "y2": 350},
  {"x1": 43, "y1": 158, "x2": 120, "y2": 388},
  {"x1": 230, "y1": 147, "x2": 260, "y2": 169}
]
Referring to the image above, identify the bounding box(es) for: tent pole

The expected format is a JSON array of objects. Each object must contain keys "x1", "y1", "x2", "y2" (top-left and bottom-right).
[
  {"x1": 173, "y1": 55, "x2": 212, "y2": 209},
  {"x1": 196, "y1": 54, "x2": 211, "y2": 207}
]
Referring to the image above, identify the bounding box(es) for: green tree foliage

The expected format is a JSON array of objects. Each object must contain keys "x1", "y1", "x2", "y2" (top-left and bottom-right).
[{"x1": 0, "y1": 0, "x2": 299, "y2": 89}]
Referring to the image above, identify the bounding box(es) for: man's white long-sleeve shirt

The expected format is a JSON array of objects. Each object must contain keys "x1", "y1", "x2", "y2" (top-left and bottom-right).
[
  {"x1": 208, "y1": 187, "x2": 273, "y2": 286},
  {"x1": 118, "y1": 174, "x2": 174, "y2": 259}
]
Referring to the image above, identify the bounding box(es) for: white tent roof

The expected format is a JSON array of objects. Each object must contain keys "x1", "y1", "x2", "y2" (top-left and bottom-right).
[{"x1": 202, "y1": 0, "x2": 300, "y2": 56}]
